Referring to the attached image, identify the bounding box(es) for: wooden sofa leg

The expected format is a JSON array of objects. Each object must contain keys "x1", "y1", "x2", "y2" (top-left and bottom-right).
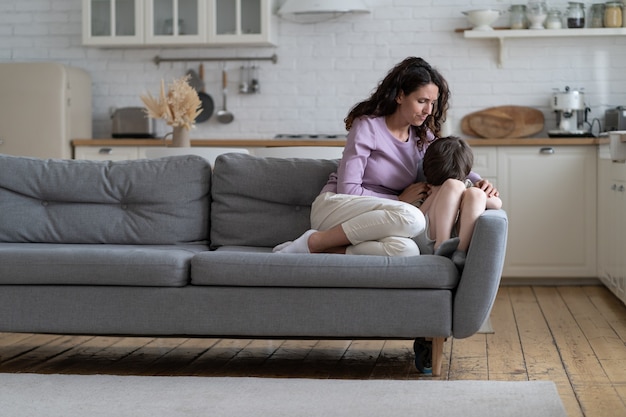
[{"x1": 431, "y1": 337, "x2": 445, "y2": 377}]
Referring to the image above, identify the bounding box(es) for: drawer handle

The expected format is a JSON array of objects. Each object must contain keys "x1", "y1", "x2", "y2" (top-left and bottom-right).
[
  {"x1": 98, "y1": 148, "x2": 113, "y2": 155},
  {"x1": 619, "y1": 185, "x2": 625, "y2": 192},
  {"x1": 539, "y1": 147, "x2": 555, "y2": 155},
  {"x1": 612, "y1": 184, "x2": 618, "y2": 191}
]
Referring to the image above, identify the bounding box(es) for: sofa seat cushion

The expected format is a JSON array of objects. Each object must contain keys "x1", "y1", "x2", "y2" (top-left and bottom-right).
[
  {"x1": 191, "y1": 250, "x2": 459, "y2": 289},
  {"x1": 0, "y1": 243, "x2": 208, "y2": 286},
  {"x1": 0, "y1": 154, "x2": 211, "y2": 245}
]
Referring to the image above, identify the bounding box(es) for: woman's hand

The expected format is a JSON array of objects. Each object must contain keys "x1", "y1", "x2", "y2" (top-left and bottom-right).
[
  {"x1": 475, "y1": 179, "x2": 499, "y2": 198},
  {"x1": 399, "y1": 182, "x2": 430, "y2": 205}
]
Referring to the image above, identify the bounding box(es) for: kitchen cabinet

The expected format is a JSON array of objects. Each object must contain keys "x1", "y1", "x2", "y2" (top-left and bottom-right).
[
  {"x1": 145, "y1": 0, "x2": 206, "y2": 45},
  {"x1": 74, "y1": 145, "x2": 141, "y2": 160},
  {"x1": 471, "y1": 147, "x2": 498, "y2": 186},
  {"x1": 495, "y1": 145, "x2": 597, "y2": 278},
  {"x1": 82, "y1": 0, "x2": 144, "y2": 46},
  {"x1": 82, "y1": 0, "x2": 276, "y2": 46},
  {"x1": 597, "y1": 151, "x2": 626, "y2": 305},
  {"x1": 210, "y1": 0, "x2": 275, "y2": 45}
]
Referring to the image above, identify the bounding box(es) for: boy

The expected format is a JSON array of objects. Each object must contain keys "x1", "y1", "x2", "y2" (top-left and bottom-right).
[{"x1": 413, "y1": 136, "x2": 502, "y2": 269}]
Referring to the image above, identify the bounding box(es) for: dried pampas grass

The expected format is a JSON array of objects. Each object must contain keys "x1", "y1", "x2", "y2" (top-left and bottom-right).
[{"x1": 140, "y1": 76, "x2": 202, "y2": 130}]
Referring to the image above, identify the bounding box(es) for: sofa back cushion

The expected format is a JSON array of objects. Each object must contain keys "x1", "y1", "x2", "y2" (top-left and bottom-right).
[
  {"x1": 210, "y1": 153, "x2": 338, "y2": 247},
  {"x1": 0, "y1": 154, "x2": 211, "y2": 244}
]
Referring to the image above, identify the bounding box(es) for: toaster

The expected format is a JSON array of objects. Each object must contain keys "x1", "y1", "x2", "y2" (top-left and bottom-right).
[
  {"x1": 605, "y1": 106, "x2": 626, "y2": 132},
  {"x1": 111, "y1": 107, "x2": 156, "y2": 138}
]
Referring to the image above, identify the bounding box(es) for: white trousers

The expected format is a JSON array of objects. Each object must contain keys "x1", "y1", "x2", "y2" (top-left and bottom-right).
[{"x1": 310, "y1": 192, "x2": 425, "y2": 256}]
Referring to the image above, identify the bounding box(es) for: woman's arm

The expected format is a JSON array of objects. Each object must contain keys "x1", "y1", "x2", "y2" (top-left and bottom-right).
[{"x1": 335, "y1": 119, "x2": 398, "y2": 199}]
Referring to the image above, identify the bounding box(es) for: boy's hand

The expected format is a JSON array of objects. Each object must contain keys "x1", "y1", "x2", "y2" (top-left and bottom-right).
[{"x1": 475, "y1": 179, "x2": 499, "y2": 198}]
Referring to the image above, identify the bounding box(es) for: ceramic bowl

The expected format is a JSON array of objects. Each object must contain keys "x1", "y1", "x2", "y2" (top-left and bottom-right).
[{"x1": 462, "y1": 9, "x2": 502, "y2": 31}]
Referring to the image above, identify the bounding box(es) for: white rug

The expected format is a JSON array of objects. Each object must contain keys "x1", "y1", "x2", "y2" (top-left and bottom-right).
[{"x1": 0, "y1": 373, "x2": 567, "y2": 417}]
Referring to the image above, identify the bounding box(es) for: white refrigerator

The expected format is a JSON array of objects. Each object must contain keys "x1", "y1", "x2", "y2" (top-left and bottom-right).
[{"x1": 0, "y1": 62, "x2": 92, "y2": 159}]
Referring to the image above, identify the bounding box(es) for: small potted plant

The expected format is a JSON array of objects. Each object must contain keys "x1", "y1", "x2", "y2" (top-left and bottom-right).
[{"x1": 141, "y1": 76, "x2": 202, "y2": 147}]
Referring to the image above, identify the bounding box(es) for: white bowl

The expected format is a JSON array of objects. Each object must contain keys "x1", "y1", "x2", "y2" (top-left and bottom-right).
[{"x1": 462, "y1": 9, "x2": 502, "y2": 31}]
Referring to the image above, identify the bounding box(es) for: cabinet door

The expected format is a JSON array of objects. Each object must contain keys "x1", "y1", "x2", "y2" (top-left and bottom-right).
[
  {"x1": 209, "y1": 0, "x2": 275, "y2": 45},
  {"x1": 471, "y1": 146, "x2": 498, "y2": 186},
  {"x1": 497, "y1": 146, "x2": 597, "y2": 278},
  {"x1": 597, "y1": 158, "x2": 612, "y2": 282},
  {"x1": 145, "y1": 0, "x2": 207, "y2": 44},
  {"x1": 82, "y1": 0, "x2": 144, "y2": 45},
  {"x1": 607, "y1": 162, "x2": 626, "y2": 303},
  {"x1": 74, "y1": 146, "x2": 140, "y2": 161}
]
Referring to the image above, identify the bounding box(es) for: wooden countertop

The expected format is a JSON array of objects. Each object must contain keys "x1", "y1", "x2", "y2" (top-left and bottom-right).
[{"x1": 72, "y1": 137, "x2": 607, "y2": 147}]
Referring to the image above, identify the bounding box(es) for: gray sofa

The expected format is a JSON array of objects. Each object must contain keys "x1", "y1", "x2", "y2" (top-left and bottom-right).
[{"x1": 0, "y1": 152, "x2": 508, "y2": 376}]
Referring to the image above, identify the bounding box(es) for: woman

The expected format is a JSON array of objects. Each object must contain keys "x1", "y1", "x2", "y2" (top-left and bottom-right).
[{"x1": 273, "y1": 56, "x2": 498, "y2": 256}]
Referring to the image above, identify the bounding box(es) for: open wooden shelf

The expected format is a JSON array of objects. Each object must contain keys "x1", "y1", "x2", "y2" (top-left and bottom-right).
[{"x1": 457, "y1": 27, "x2": 626, "y2": 67}]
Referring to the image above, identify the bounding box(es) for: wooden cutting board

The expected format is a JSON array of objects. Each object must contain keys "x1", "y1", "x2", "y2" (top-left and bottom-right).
[{"x1": 461, "y1": 106, "x2": 545, "y2": 138}]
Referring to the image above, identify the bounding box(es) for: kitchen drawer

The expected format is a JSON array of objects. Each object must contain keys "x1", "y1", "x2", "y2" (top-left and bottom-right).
[
  {"x1": 74, "y1": 145, "x2": 140, "y2": 161},
  {"x1": 471, "y1": 146, "x2": 497, "y2": 177},
  {"x1": 610, "y1": 159, "x2": 626, "y2": 181}
]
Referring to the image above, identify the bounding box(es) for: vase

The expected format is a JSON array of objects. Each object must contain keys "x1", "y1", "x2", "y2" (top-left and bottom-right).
[{"x1": 171, "y1": 126, "x2": 191, "y2": 147}]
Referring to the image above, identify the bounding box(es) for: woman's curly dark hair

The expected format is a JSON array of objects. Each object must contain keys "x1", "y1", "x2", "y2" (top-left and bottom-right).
[{"x1": 344, "y1": 57, "x2": 450, "y2": 148}]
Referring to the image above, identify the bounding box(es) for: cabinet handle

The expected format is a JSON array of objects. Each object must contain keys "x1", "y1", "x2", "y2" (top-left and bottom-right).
[
  {"x1": 619, "y1": 185, "x2": 625, "y2": 192},
  {"x1": 612, "y1": 184, "x2": 618, "y2": 191},
  {"x1": 98, "y1": 148, "x2": 113, "y2": 155},
  {"x1": 539, "y1": 147, "x2": 555, "y2": 154}
]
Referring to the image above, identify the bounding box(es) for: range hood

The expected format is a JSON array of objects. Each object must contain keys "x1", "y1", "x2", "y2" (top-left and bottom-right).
[{"x1": 278, "y1": 0, "x2": 370, "y2": 23}]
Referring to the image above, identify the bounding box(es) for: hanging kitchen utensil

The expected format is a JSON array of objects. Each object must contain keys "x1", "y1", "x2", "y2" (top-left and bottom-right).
[
  {"x1": 217, "y1": 67, "x2": 234, "y2": 124},
  {"x1": 186, "y1": 68, "x2": 203, "y2": 91},
  {"x1": 195, "y1": 64, "x2": 214, "y2": 123},
  {"x1": 250, "y1": 65, "x2": 260, "y2": 93},
  {"x1": 239, "y1": 65, "x2": 249, "y2": 94}
]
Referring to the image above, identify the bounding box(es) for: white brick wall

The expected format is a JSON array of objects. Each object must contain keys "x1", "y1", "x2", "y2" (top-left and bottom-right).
[{"x1": 1, "y1": 0, "x2": 625, "y2": 139}]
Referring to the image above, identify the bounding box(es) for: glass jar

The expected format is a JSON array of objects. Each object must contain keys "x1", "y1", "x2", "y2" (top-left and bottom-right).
[
  {"x1": 604, "y1": 2, "x2": 623, "y2": 27},
  {"x1": 566, "y1": 2, "x2": 586, "y2": 28},
  {"x1": 589, "y1": 3, "x2": 606, "y2": 27},
  {"x1": 527, "y1": 1, "x2": 549, "y2": 29},
  {"x1": 510, "y1": 4, "x2": 528, "y2": 29},
  {"x1": 546, "y1": 9, "x2": 563, "y2": 28}
]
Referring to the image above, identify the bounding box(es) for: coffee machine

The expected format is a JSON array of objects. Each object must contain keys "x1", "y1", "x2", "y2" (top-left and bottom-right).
[{"x1": 548, "y1": 86, "x2": 592, "y2": 137}]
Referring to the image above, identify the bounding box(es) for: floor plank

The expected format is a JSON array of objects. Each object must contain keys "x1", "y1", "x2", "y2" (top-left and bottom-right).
[{"x1": 535, "y1": 287, "x2": 626, "y2": 417}]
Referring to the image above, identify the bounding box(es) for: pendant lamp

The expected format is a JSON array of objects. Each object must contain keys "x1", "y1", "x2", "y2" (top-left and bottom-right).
[{"x1": 278, "y1": 0, "x2": 370, "y2": 23}]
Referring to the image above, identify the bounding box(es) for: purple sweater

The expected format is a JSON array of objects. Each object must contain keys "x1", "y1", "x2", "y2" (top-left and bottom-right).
[{"x1": 320, "y1": 116, "x2": 481, "y2": 199}]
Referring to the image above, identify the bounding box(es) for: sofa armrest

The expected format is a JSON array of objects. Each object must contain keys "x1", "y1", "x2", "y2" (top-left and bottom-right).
[{"x1": 452, "y1": 209, "x2": 508, "y2": 338}]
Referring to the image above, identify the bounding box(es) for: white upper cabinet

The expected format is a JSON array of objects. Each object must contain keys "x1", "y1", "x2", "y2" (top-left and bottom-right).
[
  {"x1": 83, "y1": 0, "x2": 144, "y2": 45},
  {"x1": 210, "y1": 0, "x2": 274, "y2": 45},
  {"x1": 145, "y1": 0, "x2": 206, "y2": 44},
  {"x1": 82, "y1": 0, "x2": 276, "y2": 46}
]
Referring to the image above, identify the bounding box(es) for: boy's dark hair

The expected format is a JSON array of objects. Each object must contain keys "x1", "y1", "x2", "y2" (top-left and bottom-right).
[{"x1": 423, "y1": 136, "x2": 473, "y2": 186}]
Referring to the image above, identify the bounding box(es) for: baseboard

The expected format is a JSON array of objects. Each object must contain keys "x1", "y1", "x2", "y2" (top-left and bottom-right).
[{"x1": 500, "y1": 277, "x2": 601, "y2": 286}]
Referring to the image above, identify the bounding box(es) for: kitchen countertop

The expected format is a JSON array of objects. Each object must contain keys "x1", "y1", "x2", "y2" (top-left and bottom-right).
[{"x1": 72, "y1": 137, "x2": 607, "y2": 147}]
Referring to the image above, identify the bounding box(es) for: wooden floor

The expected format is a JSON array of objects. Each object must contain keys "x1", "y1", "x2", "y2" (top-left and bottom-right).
[{"x1": 1, "y1": 285, "x2": 625, "y2": 417}]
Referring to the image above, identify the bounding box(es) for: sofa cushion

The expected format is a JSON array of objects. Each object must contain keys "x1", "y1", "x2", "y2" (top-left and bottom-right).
[
  {"x1": 210, "y1": 153, "x2": 338, "y2": 248},
  {"x1": 191, "y1": 250, "x2": 459, "y2": 289},
  {"x1": 0, "y1": 154, "x2": 211, "y2": 244},
  {"x1": 0, "y1": 243, "x2": 208, "y2": 286}
]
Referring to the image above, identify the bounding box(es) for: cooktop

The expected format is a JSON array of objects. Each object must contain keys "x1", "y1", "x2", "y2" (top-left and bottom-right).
[{"x1": 274, "y1": 134, "x2": 347, "y2": 139}]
